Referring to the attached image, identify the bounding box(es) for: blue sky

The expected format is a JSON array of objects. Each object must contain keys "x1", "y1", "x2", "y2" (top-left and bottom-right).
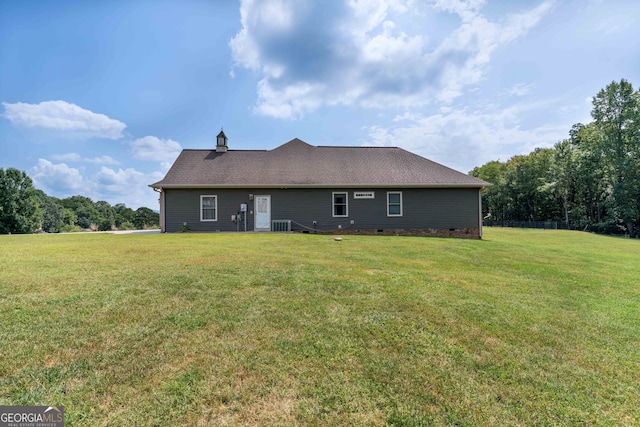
[{"x1": 1, "y1": 0, "x2": 639, "y2": 209}]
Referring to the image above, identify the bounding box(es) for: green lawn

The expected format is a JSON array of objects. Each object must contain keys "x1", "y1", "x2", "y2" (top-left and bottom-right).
[{"x1": 0, "y1": 229, "x2": 638, "y2": 426}]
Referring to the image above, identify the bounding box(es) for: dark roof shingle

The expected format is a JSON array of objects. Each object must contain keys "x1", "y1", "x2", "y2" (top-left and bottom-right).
[{"x1": 151, "y1": 138, "x2": 488, "y2": 188}]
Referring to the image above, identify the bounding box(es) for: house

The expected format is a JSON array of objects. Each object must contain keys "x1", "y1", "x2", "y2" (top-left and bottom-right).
[{"x1": 150, "y1": 131, "x2": 490, "y2": 238}]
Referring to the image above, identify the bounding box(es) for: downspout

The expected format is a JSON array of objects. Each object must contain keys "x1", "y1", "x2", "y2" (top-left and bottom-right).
[
  {"x1": 478, "y1": 188, "x2": 483, "y2": 239},
  {"x1": 153, "y1": 187, "x2": 165, "y2": 232}
]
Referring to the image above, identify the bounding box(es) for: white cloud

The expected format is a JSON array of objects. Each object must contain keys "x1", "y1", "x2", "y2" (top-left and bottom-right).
[
  {"x1": 502, "y1": 82, "x2": 534, "y2": 97},
  {"x1": 51, "y1": 153, "x2": 83, "y2": 162},
  {"x1": 28, "y1": 159, "x2": 161, "y2": 209},
  {"x1": 431, "y1": 0, "x2": 485, "y2": 22},
  {"x1": 95, "y1": 167, "x2": 145, "y2": 193},
  {"x1": 360, "y1": 27, "x2": 425, "y2": 64},
  {"x1": 364, "y1": 103, "x2": 567, "y2": 173},
  {"x1": 427, "y1": 1, "x2": 554, "y2": 104},
  {"x1": 23, "y1": 134, "x2": 178, "y2": 208},
  {"x1": 130, "y1": 136, "x2": 182, "y2": 162},
  {"x1": 30, "y1": 159, "x2": 86, "y2": 196},
  {"x1": 254, "y1": 80, "x2": 324, "y2": 119},
  {"x1": 94, "y1": 166, "x2": 160, "y2": 209},
  {"x1": 230, "y1": 0, "x2": 554, "y2": 118},
  {"x1": 498, "y1": 1, "x2": 555, "y2": 44},
  {"x1": 2, "y1": 100, "x2": 126, "y2": 139},
  {"x1": 33, "y1": 162, "x2": 158, "y2": 207},
  {"x1": 90, "y1": 155, "x2": 120, "y2": 165},
  {"x1": 52, "y1": 153, "x2": 120, "y2": 165}
]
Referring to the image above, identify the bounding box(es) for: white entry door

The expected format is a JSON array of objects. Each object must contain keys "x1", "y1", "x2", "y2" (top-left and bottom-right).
[{"x1": 254, "y1": 195, "x2": 271, "y2": 231}]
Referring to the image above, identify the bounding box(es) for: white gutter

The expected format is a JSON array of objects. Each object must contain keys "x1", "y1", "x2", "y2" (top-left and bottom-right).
[{"x1": 149, "y1": 183, "x2": 489, "y2": 189}]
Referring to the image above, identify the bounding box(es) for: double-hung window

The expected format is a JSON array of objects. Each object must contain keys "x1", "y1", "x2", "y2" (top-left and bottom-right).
[
  {"x1": 200, "y1": 195, "x2": 217, "y2": 221},
  {"x1": 387, "y1": 191, "x2": 402, "y2": 216},
  {"x1": 332, "y1": 192, "x2": 348, "y2": 217}
]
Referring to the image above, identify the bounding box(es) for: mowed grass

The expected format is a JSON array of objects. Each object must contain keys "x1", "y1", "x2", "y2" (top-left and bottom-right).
[{"x1": 0, "y1": 229, "x2": 638, "y2": 426}]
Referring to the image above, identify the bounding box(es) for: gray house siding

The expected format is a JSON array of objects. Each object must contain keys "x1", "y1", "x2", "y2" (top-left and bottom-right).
[
  {"x1": 163, "y1": 187, "x2": 480, "y2": 233},
  {"x1": 164, "y1": 189, "x2": 253, "y2": 232}
]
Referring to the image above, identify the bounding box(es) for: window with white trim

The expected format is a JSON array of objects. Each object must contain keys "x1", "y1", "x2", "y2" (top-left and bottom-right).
[
  {"x1": 387, "y1": 191, "x2": 402, "y2": 216},
  {"x1": 332, "y1": 192, "x2": 348, "y2": 217},
  {"x1": 200, "y1": 195, "x2": 217, "y2": 221}
]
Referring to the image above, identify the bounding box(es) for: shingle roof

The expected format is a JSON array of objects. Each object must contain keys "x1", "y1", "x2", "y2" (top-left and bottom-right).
[{"x1": 150, "y1": 138, "x2": 489, "y2": 188}]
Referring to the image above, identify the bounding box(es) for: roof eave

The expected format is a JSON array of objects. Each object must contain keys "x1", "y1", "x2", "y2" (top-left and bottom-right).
[{"x1": 150, "y1": 183, "x2": 488, "y2": 189}]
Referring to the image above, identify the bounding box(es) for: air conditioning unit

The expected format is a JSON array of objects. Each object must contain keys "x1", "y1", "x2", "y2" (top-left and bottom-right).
[{"x1": 271, "y1": 220, "x2": 291, "y2": 232}]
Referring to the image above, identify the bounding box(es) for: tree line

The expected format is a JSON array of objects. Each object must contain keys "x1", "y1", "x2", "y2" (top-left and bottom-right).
[
  {"x1": 470, "y1": 79, "x2": 640, "y2": 237},
  {"x1": 0, "y1": 167, "x2": 159, "y2": 234}
]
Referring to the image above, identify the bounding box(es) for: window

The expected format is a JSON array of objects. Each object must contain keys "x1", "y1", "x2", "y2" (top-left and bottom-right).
[
  {"x1": 354, "y1": 191, "x2": 375, "y2": 199},
  {"x1": 387, "y1": 192, "x2": 402, "y2": 216},
  {"x1": 200, "y1": 195, "x2": 217, "y2": 221},
  {"x1": 332, "y1": 192, "x2": 348, "y2": 217}
]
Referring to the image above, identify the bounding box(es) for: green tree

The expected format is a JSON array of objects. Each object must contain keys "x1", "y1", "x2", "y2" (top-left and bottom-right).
[
  {"x1": 469, "y1": 79, "x2": 640, "y2": 236},
  {"x1": 60, "y1": 196, "x2": 100, "y2": 229},
  {"x1": 503, "y1": 149, "x2": 556, "y2": 221},
  {"x1": 95, "y1": 200, "x2": 116, "y2": 231},
  {"x1": 35, "y1": 190, "x2": 65, "y2": 233},
  {"x1": 134, "y1": 207, "x2": 159, "y2": 229},
  {"x1": 569, "y1": 123, "x2": 609, "y2": 228},
  {"x1": 543, "y1": 124, "x2": 597, "y2": 228},
  {"x1": 114, "y1": 203, "x2": 136, "y2": 229},
  {"x1": 470, "y1": 160, "x2": 508, "y2": 220},
  {"x1": 59, "y1": 207, "x2": 79, "y2": 232},
  {"x1": 539, "y1": 141, "x2": 571, "y2": 226},
  {"x1": 591, "y1": 79, "x2": 640, "y2": 236},
  {"x1": 0, "y1": 168, "x2": 43, "y2": 234}
]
